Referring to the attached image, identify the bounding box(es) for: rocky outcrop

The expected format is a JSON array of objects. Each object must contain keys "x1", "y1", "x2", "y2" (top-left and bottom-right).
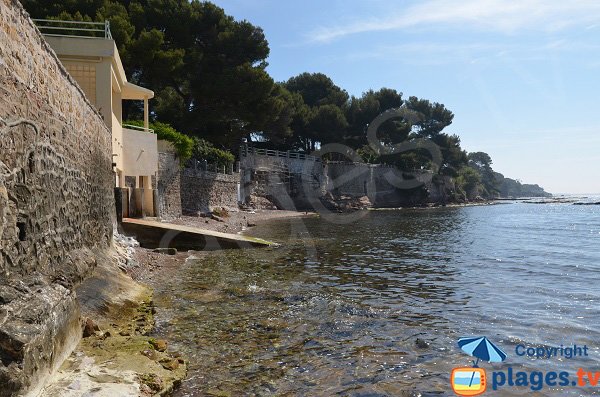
[
  {"x1": 39, "y1": 237, "x2": 186, "y2": 397},
  {"x1": 239, "y1": 149, "x2": 458, "y2": 210},
  {"x1": 0, "y1": 0, "x2": 115, "y2": 394}
]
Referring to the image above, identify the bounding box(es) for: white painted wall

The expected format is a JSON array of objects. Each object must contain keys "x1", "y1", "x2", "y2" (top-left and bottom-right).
[{"x1": 122, "y1": 128, "x2": 158, "y2": 177}]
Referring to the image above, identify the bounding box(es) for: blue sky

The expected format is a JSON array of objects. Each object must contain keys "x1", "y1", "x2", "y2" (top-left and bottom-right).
[{"x1": 214, "y1": 0, "x2": 600, "y2": 194}]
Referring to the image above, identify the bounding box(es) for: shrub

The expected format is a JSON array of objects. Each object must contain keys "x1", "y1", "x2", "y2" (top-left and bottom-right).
[{"x1": 192, "y1": 138, "x2": 235, "y2": 170}]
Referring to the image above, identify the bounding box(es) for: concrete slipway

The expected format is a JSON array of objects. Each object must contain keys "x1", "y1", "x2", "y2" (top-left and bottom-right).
[{"x1": 121, "y1": 218, "x2": 273, "y2": 250}]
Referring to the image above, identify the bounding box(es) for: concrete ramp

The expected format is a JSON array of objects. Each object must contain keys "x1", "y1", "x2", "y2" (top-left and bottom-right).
[{"x1": 121, "y1": 218, "x2": 273, "y2": 250}]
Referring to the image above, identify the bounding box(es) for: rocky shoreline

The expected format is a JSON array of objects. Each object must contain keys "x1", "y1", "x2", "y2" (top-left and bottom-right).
[
  {"x1": 40, "y1": 203, "x2": 508, "y2": 396},
  {"x1": 39, "y1": 210, "x2": 311, "y2": 396},
  {"x1": 40, "y1": 236, "x2": 187, "y2": 397}
]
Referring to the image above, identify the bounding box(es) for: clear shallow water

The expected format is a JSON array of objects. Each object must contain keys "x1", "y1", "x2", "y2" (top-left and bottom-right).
[{"x1": 152, "y1": 202, "x2": 600, "y2": 396}]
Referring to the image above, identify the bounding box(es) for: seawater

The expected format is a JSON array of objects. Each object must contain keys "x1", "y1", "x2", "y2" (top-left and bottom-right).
[{"x1": 152, "y1": 201, "x2": 600, "y2": 396}]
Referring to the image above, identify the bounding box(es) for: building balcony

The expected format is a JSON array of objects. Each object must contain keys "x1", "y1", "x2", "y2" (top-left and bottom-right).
[
  {"x1": 33, "y1": 19, "x2": 112, "y2": 40},
  {"x1": 122, "y1": 124, "x2": 158, "y2": 181}
]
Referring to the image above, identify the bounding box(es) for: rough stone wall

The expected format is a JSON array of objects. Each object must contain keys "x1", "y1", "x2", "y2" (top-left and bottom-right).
[
  {"x1": 0, "y1": 0, "x2": 114, "y2": 394},
  {"x1": 180, "y1": 169, "x2": 239, "y2": 213},
  {"x1": 239, "y1": 151, "x2": 325, "y2": 210},
  {"x1": 240, "y1": 150, "x2": 453, "y2": 208},
  {"x1": 325, "y1": 163, "x2": 446, "y2": 206},
  {"x1": 239, "y1": 151, "x2": 321, "y2": 175},
  {"x1": 157, "y1": 142, "x2": 182, "y2": 220}
]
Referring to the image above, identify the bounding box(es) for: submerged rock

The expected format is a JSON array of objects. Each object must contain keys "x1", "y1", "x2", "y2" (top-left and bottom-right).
[{"x1": 415, "y1": 338, "x2": 430, "y2": 349}]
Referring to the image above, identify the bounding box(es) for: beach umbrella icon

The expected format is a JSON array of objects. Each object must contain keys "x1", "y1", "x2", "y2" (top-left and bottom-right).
[{"x1": 458, "y1": 336, "x2": 507, "y2": 387}]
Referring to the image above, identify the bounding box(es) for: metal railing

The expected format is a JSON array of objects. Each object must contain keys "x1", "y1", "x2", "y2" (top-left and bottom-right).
[
  {"x1": 33, "y1": 19, "x2": 112, "y2": 40},
  {"x1": 122, "y1": 123, "x2": 154, "y2": 133},
  {"x1": 186, "y1": 159, "x2": 239, "y2": 175},
  {"x1": 326, "y1": 161, "x2": 433, "y2": 174},
  {"x1": 240, "y1": 145, "x2": 320, "y2": 162}
]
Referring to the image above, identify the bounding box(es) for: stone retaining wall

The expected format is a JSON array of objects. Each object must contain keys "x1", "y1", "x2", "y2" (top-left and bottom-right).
[
  {"x1": 157, "y1": 142, "x2": 182, "y2": 220},
  {"x1": 180, "y1": 169, "x2": 239, "y2": 214},
  {"x1": 241, "y1": 150, "x2": 454, "y2": 208},
  {"x1": 0, "y1": 1, "x2": 115, "y2": 394},
  {"x1": 325, "y1": 163, "x2": 438, "y2": 207}
]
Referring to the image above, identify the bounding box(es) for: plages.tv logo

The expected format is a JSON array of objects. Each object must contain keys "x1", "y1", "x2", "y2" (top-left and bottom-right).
[{"x1": 451, "y1": 336, "x2": 507, "y2": 396}]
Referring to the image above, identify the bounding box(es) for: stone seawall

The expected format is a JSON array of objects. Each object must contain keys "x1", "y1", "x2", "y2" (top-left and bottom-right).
[
  {"x1": 157, "y1": 144, "x2": 240, "y2": 217},
  {"x1": 240, "y1": 150, "x2": 455, "y2": 209},
  {"x1": 0, "y1": 0, "x2": 115, "y2": 394},
  {"x1": 325, "y1": 163, "x2": 441, "y2": 207},
  {"x1": 180, "y1": 169, "x2": 239, "y2": 214},
  {"x1": 157, "y1": 142, "x2": 182, "y2": 220}
]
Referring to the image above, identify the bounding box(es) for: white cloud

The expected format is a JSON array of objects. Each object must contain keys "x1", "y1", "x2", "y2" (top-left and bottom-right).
[
  {"x1": 335, "y1": 38, "x2": 600, "y2": 67},
  {"x1": 309, "y1": 0, "x2": 600, "y2": 43}
]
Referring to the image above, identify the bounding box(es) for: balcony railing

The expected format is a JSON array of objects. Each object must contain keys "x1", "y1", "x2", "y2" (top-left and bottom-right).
[
  {"x1": 33, "y1": 19, "x2": 112, "y2": 40},
  {"x1": 122, "y1": 123, "x2": 154, "y2": 133},
  {"x1": 186, "y1": 159, "x2": 239, "y2": 175}
]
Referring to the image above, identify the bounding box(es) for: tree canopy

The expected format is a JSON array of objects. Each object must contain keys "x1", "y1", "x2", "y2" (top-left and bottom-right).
[
  {"x1": 23, "y1": 0, "x2": 289, "y2": 150},
  {"x1": 22, "y1": 0, "x2": 550, "y2": 198}
]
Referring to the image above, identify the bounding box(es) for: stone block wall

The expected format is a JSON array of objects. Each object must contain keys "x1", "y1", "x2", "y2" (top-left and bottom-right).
[
  {"x1": 180, "y1": 169, "x2": 239, "y2": 214},
  {"x1": 239, "y1": 151, "x2": 321, "y2": 175},
  {"x1": 157, "y1": 142, "x2": 182, "y2": 220},
  {"x1": 0, "y1": 0, "x2": 114, "y2": 394}
]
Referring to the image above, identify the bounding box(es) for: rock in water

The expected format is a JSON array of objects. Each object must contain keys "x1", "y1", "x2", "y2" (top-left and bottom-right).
[{"x1": 415, "y1": 338, "x2": 430, "y2": 349}]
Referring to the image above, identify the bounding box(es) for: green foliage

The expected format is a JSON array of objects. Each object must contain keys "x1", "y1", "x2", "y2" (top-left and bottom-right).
[
  {"x1": 494, "y1": 172, "x2": 552, "y2": 198},
  {"x1": 283, "y1": 73, "x2": 349, "y2": 152},
  {"x1": 405, "y1": 96, "x2": 454, "y2": 138},
  {"x1": 468, "y1": 151, "x2": 499, "y2": 197},
  {"x1": 24, "y1": 0, "x2": 468, "y2": 172},
  {"x1": 23, "y1": 0, "x2": 283, "y2": 149},
  {"x1": 125, "y1": 120, "x2": 193, "y2": 161},
  {"x1": 432, "y1": 133, "x2": 467, "y2": 176},
  {"x1": 284, "y1": 72, "x2": 349, "y2": 108},
  {"x1": 345, "y1": 88, "x2": 404, "y2": 149},
  {"x1": 455, "y1": 166, "x2": 482, "y2": 199},
  {"x1": 309, "y1": 104, "x2": 349, "y2": 146},
  {"x1": 357, "y1": 145, "x2": 380, "y2": 164},
  {"x1": 191, "y1": 138, "x2": 235, "y2": 170}
]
